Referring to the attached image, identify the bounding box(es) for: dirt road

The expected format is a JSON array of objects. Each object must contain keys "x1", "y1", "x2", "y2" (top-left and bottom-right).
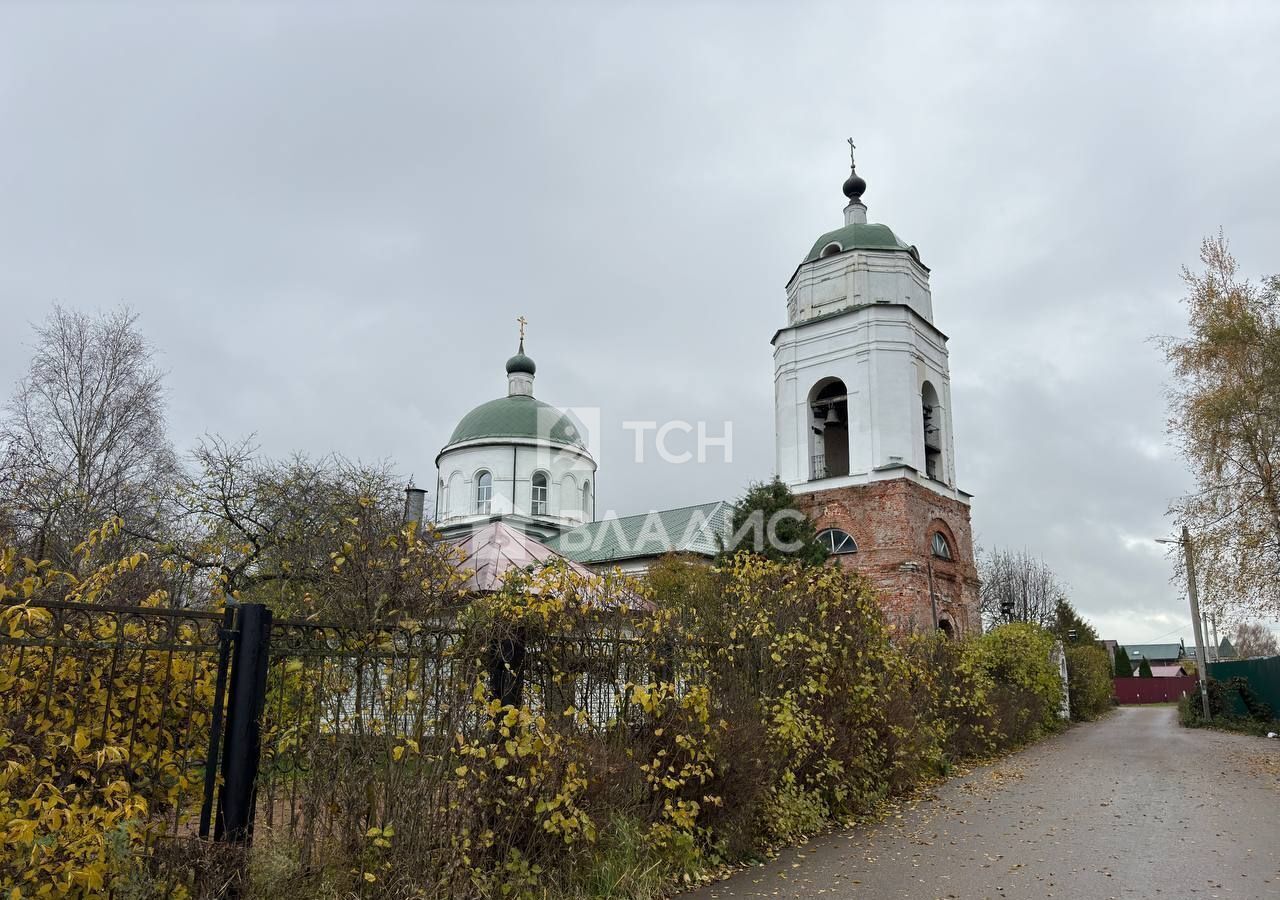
[{"x1": 683, "y1": 705, "x2": 1280, "y2": 899}]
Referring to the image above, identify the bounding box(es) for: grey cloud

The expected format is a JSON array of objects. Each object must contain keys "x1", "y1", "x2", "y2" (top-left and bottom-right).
[{"x1": 2, "y1": 1, "x2": 1277, "y2": 645}]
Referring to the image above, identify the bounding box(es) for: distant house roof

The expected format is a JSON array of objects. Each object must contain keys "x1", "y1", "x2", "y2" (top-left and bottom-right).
[
  {"x1": 1124, "y1": 643, "x2": 1185, "y2": 662},
  {"x1": 1218, "y1": 637, "x2": 1237, "y2": 659},
  {"x1": 547, "y1": 501, "x2": 732, "y2": 565},
  {"x1": 1149, "y1": 664, "x2": 1190, "y2": 677}
]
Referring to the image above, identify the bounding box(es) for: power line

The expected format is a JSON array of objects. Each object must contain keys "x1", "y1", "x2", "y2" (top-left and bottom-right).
[{"x1": 1135, "y1": 621, "x2": 1191, "y2": 644}]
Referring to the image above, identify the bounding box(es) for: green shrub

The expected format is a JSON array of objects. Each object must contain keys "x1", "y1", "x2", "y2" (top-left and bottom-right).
[
  {"x1": 1180, "y1": 676, "x2": 1280, "y2": 736},
  {"x1": 975, "y1": 623, "x2": 1065, "y2": 744},
  {"x1": 7, "y1": 531, "x2": 1077, "y2": 899},
  {"x1": 566, "y1": 815, "x2": 690, "y2": 900},
  {"x1": 901, "y1": 633, "x2": 999, "y2": 761},
  {"x1": 1065, "y1": 645, "x2": 1114, "y2": 721}
]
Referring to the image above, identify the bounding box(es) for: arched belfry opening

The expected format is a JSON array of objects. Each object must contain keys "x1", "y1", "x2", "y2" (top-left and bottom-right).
[
  {"x1": 809, "y1": 378, "x2": 849, "y2": 479},
  {"x1": 921, "y1": 381, "x2": 943, "y2": 482}
]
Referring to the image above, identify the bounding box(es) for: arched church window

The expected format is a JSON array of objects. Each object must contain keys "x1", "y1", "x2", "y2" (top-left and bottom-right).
[
  {"x1": 921, "y1": 381, "x2": 943, "y2": 482},
  {"x1": 817, "y1": 528, "x2": 857, "y2": 555},
  {"x1": 931, "y1": 531, "x2": 953, "y2": 560},
  {"x1": 808, "y1": 378, "x2": 849, "y2": 479},
  {"x1": 820, "y1": 241, "x2": 843, "y2": 258},
  {"x1": 581, "y1": 480, "x2": 591, "y2": 518},
  {"x1": 937, "y1": 617, "x2": 955, "y2": 638},
  {"x1": 531, "y1": 471, "x2": 548, "y2": 516},
  {"x1": 475, "y1": 471, "x2": 492, "y2": 515}
]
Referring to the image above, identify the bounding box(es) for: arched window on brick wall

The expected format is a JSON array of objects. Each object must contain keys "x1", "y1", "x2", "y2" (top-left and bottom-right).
[
  {"x1": 817, "y1": 528, "x2": 857, "y2": 555},
  {"x1": 931, "y1": 531, "x2": 953, "y2": 560}
]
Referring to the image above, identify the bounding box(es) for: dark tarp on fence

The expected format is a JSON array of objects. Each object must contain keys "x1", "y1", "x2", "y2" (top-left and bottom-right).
[{"x1": 1207, "y1": 655, "x2": 1280, "y2": 717}]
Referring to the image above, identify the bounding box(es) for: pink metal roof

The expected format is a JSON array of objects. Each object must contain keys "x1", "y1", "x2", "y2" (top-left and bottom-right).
[
  {"x1": 451, "y1": 521, "x2": 595, "y2": 594},
  {"x1": 1149, "y1": 664, "x2": 1189, "y2": 678}
]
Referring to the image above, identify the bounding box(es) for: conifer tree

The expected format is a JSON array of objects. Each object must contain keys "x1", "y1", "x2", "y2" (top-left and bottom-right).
[
  {"x1": 1051, "y1": 598, "x2": 1098, "y2": 644},
  {"x1": 1137, "y1": 657, "x2": 1154, "y2": 678},
  {"x1": 1113, "y1": 645, "x2": 1134, "y2": 677},
  {"x1": 719, "y1": 477, "x2": 828, "y2": 566}
]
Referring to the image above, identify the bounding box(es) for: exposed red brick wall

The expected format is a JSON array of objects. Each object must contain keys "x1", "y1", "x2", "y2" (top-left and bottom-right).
[{"x1": 796, "y1": 478, "x2": 981, "y2": 637}]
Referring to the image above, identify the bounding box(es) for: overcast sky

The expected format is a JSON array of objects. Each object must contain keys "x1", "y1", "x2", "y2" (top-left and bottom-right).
[{"x1": 2, "y1": 2, "x2": 1277, "y2": 644}]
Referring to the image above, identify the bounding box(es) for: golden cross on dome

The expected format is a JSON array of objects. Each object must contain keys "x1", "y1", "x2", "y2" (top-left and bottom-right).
[{"x1": 517, "y1": 315, "x2": 527, "y2": 344}]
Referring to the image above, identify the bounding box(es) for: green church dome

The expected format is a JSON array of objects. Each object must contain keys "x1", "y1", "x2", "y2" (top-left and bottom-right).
[
  {"x1": 803, "y1": 222, "x2": 915, "y2": 264},
  {"x1": 446, "y1": 395, "x2": 586, "y2": 450}
]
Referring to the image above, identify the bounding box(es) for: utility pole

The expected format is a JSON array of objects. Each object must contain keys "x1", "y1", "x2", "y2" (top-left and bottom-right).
[
  {"x1": 1157, "y1": 528, "x2": 1211, "y2": 720},
  {"x1": 1181, "y1": 526, "x2": 1212, "y2": 720}
]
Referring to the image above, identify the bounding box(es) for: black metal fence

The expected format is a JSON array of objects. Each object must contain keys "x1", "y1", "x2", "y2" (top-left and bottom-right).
[
  {"x1": 254, "y1": 617, "x2": 483, "y2": 869},
  {"x1": 251, "y1": 614, "x2": 660, "y2": 869},
  {"x1": 0, "y1": 599, "x2": 232, "y2": 841},
  {"x1": 0, "y1": 598, "x2": 660, "y2": 892}
]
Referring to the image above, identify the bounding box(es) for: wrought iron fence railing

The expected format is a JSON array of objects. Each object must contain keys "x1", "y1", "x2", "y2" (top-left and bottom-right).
[
  {"x1": 0, "y1": 599, "x2": 234, "y2": 844},
  {"x1": 1, "y1": 598, "x2": 673, "y2": 890}
]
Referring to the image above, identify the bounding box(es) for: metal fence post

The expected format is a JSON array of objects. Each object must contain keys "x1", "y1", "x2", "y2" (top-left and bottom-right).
[
  {"x1": 199, "y1": 606, "x2": 236, "y2": 839},
  {"x1": 488, "y1": 634, "x2": 525, "y2": 710},
  {"x1": 216, "y1": 603, "x2": 273, "y2": 844}
]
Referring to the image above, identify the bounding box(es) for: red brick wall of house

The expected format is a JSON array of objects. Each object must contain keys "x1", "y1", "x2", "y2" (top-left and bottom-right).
[{"x1": 795, "y1": 478, "x2": 982, "y2": 636}]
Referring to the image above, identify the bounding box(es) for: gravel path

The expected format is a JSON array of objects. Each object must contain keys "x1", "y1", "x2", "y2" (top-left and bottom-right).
[{"x1": 681, "y1": 705, "x2": 1280, "y2": 899}]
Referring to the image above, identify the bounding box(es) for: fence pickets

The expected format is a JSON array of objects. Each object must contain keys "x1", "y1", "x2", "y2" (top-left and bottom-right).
[{"x1": 0, "y1": 597, "x2": 652, "y2": 889}]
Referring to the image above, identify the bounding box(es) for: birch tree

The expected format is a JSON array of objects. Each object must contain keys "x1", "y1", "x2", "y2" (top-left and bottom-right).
[
  {"x1": 978, "y1": 547, "x2": 1064, "y2": 630},
  {"x1": 0, "y1": 306, "x2": 175, "y2": 564},
  {"x1": 1229, "y1": 622, "x2": 1279, "y2": 659},
  {"x1": 1162, "y1": 234, "x2": 1280, "y2": 619}
]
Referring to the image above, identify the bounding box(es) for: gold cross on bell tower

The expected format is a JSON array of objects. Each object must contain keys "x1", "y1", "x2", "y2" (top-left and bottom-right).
[{"x1": 516, "y1": 315, "x2": 528, "y2": 350}]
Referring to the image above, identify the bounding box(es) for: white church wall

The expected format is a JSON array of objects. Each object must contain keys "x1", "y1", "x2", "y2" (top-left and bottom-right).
[
  {"x1": 445, "y1": 471, "x2": 465, "y2": 518},
  {"x1": 872, "y1": 344, "x2": 916, "y2": 468},
  {"x1": 775, "y1": 301, "x2": 961, "y2": 500},
  {"x1": 436, "y1": 440, "x2": 596, "y2": 530},
  {"x1": 786, "y1": 249, "x2": 933, "y2": 325}
]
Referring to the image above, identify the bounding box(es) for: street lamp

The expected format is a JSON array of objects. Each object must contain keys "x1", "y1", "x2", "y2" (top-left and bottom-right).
[{"x1": 1155, "y1": 526, "x2": 1212, "y2": 720}]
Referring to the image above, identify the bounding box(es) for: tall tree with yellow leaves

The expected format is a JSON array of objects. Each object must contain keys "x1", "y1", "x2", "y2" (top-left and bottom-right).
[{"x1": 1163, "y1": 234, "x2": 1280, "y2": 619}]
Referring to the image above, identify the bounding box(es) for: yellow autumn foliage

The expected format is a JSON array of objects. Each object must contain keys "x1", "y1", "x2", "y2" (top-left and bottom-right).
[
  {"x1": 0, "y1": 524, "x2": 1067, "y2": 899},
  {"x1": 0, "y1": 523, "x2": 219, "y2": 897}
]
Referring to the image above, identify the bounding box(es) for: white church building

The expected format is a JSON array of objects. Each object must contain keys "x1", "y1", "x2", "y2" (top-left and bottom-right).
[
  {"x1": 431, "y1": 150, "x2": 980, "y2": 634},
  {"x1": 434, "y1": 338, "x2": 597, "y2": 542}
]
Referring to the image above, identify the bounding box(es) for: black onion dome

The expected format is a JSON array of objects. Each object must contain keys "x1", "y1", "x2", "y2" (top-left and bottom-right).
[
  {"x1": 842, "y1": 166, "x2": 867, "y2": 201},
  {"x1": 506, "y1": 348, "x2": 536, "y2": 375}
]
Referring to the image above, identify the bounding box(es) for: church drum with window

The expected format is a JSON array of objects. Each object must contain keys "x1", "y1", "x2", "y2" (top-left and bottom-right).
[{"x1": 434, "y1": 339, "x2": 597, "y2": 543}]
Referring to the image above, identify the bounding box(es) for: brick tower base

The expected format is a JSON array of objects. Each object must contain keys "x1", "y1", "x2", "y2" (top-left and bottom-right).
[{"x1": 795, "y1": 478, "x2": 981, "y2": 637}]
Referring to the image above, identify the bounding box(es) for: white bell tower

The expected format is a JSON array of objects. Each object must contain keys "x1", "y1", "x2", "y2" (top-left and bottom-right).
[{"x1": 773, "y1": 147, "x2": 963, "y2": 502}]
